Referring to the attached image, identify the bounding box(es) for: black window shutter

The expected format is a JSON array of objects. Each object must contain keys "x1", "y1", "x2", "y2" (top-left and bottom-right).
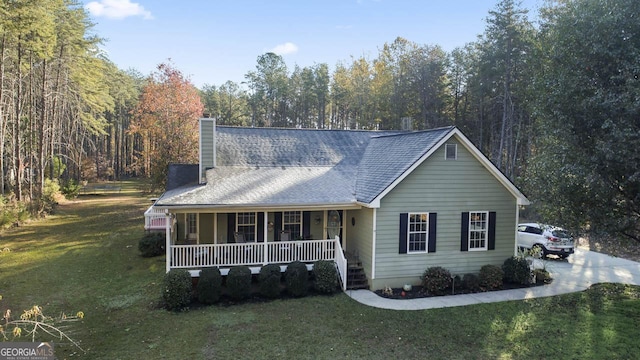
[
  {"x1": 488, "y1": 211, "x2": 496, "y2": 250},
  {"x1": 274, "y1": 212, "x2": 282, "y2": 241},
  {"x1": 257, "y1": 212, "x2": 265, "y2": 242},
  {"x1": 399, "y1": 213, "x2": 408, "y2": 254},
  {"x1": 303, "y1": 211, "x2": 311, "y2": 239},
  {"x1": 428, "y1": 213, "x2": 437, "y2": 253},
  {"x1": 460, "y1": 212, "x2": 469, "y2": 251},
  {"x1": 227, "y1": 213, "x2": 236, "y2": 243}
]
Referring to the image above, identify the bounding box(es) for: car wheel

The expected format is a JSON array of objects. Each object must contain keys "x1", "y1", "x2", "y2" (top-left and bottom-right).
[{"x1": 532, "y1": 244, "x2": 546, "y2": 259}]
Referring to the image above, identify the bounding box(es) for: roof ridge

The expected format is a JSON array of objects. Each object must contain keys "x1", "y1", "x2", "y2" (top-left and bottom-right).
[
  {"x1": 216, "y1": 125, "x2": 398, "y2": 134},
  {"x1": 370, "y1": 125, "x2": 455, "y2": 139}
]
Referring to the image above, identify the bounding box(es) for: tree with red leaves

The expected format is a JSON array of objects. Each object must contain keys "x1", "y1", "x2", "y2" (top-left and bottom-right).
[{"x1": 130, "y1": 62, "x2": 204, "y2": 189}]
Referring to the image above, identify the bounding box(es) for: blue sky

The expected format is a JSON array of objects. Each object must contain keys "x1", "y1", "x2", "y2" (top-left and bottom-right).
[{"x1": 83, "y1": 0, "x2": 542, "y2": 88}]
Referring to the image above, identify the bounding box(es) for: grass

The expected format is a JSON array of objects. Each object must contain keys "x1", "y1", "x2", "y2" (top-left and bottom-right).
[{"x1": 1, "y1": 181, "x2": 640, "y2": 359}]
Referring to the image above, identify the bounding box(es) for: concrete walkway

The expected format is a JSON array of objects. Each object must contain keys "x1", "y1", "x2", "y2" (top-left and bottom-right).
[{"x1": 346, "y1": 249, "x2": 640, "y2": 310}]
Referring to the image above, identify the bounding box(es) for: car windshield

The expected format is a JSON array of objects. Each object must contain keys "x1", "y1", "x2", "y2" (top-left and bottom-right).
[{"x1": 552, "y1": 229, "x2": 570, "y2": 238}]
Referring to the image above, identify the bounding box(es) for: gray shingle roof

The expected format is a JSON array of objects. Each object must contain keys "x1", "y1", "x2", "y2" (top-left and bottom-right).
[
  {"x1": 166, "y1": 164, "x2": 199, "y2": 191},
  {"x1": 215, "y1": 126, "x2": 385, "y2": 167},
  {"x1": 157, "y1": 126, "x2": 454, "y2": 208},
  {"x1": 356, "y1": 128, "x2": 454, "y2": 203}
]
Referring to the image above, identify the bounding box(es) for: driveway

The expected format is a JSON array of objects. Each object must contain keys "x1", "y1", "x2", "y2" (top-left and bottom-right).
[
  {"x1": 543, "y1": 248, "x2": 640, "y2": 292},
  {"x1": 347, "y1": 249, "x2": 640, "y2": 310}
]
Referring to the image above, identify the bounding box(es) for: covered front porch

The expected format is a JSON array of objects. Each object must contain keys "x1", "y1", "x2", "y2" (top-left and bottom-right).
[{"x1": 151, "y1": 207, "x2": 354, "y2": 290}]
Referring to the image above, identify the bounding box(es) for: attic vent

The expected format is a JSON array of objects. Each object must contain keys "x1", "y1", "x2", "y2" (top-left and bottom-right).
[{"x1": 445, "y1": 144, "x2": 457, "y2": 160}]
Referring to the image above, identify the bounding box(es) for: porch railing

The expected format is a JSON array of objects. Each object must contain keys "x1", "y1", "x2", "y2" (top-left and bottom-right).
[
  {"x1": 334, "y1": 238, "x2": 347, "y2": 291},
  {"x1": 170, "y1": 238, "x2": 340, "y2": 268},
  {"x1": 144, "y1": 206, "x2": 167, "y2": 231}
]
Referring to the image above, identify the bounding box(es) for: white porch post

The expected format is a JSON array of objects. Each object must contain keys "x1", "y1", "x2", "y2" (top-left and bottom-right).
[
  {"x1": 263, "y1": 211, "x2": 268, "y2": 265},
  {"x1": 165, "y1": 209, "x2": 171, "y2": 273},
  {"x1": 343, "y1": 210, "x2": 348, "y2": 251}
]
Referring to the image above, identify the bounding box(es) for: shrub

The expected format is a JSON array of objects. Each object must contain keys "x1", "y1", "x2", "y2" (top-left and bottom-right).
[
  {"x1": 138, "y1": 232, "x2": 165, "y2": 257},
  {"x1": 479, "y1": 265, "x2": 504, "y2": 290},
  {"x1": 42, "y1": 178, "x2": 61, "y2": 206},
  {"x1": 285, "y1": 261, "x2": 309, "y2": 297},
  {"x1": 421, "y1": 266, "x2": 452, "y2": 295},
  {"x1": 462, "y1": 273, "x2": 481, "y2": 292},
  {"x1": 197, "y1": 267, "x2": 222, "y2": 304},
  {"x1": 259, "y1": 264, "x2": 282, "y2": 299},
  {"x1": 162, "y1": 269, "x2": 192, "y2": 311},
  {"x1": 313, "y1": 260, "x2": 339, "y2": 294},
  {"x1": 0, "y1": 196, "x2": 30, "y2": 229},
  {"x1": 533, "y1": 269, "x2": 552, "y2": 284},
  {"x1": 502, "y1": 256, "x2": 531, "y2": 285},
  {"x1": 61, "y1": 179, "x2": 81, "y2": 199},
  {"x1": 227, "y1": 266, "x2": 252, "y2": 300}
]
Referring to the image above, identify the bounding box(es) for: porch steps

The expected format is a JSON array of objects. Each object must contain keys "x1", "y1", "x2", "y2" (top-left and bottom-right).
[{"x1": 346, "y1": 260, "x2": 369, "y2": 290}]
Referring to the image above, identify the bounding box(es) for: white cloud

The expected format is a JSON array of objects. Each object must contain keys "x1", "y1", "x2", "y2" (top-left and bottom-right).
[
  {"x1": 86, "y1": 0, "x2": 153, "y2": 20},
  {"x1": 270, "y1": 42, "x2": 299, "y2": 55}
]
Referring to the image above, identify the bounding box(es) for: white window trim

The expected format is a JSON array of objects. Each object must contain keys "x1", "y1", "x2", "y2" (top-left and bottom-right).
[
  {"x1": 468, "y1": 211, "x2": 488, "y2": 251},
  {"x1": 445, "y1": 143, "x2": 457, "y2": 160},
  {"x1": 236, "y1": 212, "x2": 256, "y2": 242},
  {"x1": 407, "y1": 212, "x2": 429, "y2": 254},
  {"x1": 186, "y1": 213, "x2": 198, "y2": 240},
  {"x1": 283, "y1": 211, "x2": 302, "y2": 238}
]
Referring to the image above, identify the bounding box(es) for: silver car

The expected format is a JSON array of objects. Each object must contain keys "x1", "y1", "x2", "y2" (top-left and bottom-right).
[{"x1": 517, "y1": 223, "x2": 575, "y2": 259}]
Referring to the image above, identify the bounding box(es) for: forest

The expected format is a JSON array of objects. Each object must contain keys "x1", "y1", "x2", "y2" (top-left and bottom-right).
[{"x1": 0, "y1": 0, "x2": 638, "y2": 240}]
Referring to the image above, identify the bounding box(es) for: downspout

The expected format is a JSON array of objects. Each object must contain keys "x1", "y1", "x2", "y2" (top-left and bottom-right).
[
  {"x1": 371, "y1": 208, "x2": 377, "y2": 280},
  {"x1": 514, "y1": 204, "x2": 520, "y2": 256}
]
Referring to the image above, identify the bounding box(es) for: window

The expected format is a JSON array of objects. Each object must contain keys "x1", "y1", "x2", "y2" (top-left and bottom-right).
[
  {"x1": 408, "y1": 213, "x2": 428, "y2": 253},
  {"x1": 468, "y1": 211, "x2": 488, "y2": 250},
  {"x1": 186, "y1": 213, "x2": 197, "y2": 239},
  {"x1": 283, "y1": 211, "x2": 301, "y2": 238},
  {"x1": 399, "y1": 212, "x2": 437, "y2": 254},
  {"x1": 445, "y1": 143, "x2": 457, "y2": 160},
  {"x1": 237, "y1": 212, "x2": 256, "y2": 242},
  {"x1": 460, "y1": 211, "x2": 496, "y2": 252}
]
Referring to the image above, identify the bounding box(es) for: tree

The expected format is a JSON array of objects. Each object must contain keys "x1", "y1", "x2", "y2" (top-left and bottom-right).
[
  {"x1": 461, "y1": 0, "x2": 535, "y2": 179},
  {"x1": 201, "y1": 81, "x2": 249, "y2": 126},
  {"x1": 313, "y1": 63, "x2": 330, "y2": 129},
  {"x1": 217, "y1": 81, "x2": 249, "y2": 126},
  {"x1": 3, "y1": 0, "x2": 57, "y2": 201},
  {"x1": 244, "y1": 53, "x2": 289, "y2": 127},
  {"x1": 330, "y1": 63, "x2": 352, "y2": 129},
  {"x1": 130, "y1": 62, "x2": 203, "y2": 189},
  {"x1": 527, "y1": 0, "x2": 640, "y2": 240}
]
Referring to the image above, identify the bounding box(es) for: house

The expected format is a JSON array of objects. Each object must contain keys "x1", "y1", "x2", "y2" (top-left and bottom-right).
[{"x1": 146, "y1": 118, "x2": 529, "y2": 290}]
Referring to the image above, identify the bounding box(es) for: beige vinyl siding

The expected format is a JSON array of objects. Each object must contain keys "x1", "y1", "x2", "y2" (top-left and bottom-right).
[
  {"x1": 373, "y1": 137, "x2": 517, "y2": 289},
  {"x1": 175, "y1": 213, "x2": 186, "y2": 242},
  {"x1": 216, "y1": 213, "x2": 229, "y2": 243},
  {"x1": 308, "y1": 211, "x2": 324, "y2": 240},
  {"x1": 346, "y1": 208, "x2": 375, "y2": 279},
  {"x1": 199, "y1": 213, "x2": 215, "y2": 244}
]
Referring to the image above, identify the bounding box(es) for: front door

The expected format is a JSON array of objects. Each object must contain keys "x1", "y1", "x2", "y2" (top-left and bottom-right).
[{"x1": 327, "y1": 210, "x2": 343, "y2": 244}]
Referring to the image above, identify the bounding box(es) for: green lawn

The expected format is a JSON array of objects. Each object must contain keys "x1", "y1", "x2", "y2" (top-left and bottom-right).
[{"x1": 1, "y1": 182, "x2": 639, "y2": 359}]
